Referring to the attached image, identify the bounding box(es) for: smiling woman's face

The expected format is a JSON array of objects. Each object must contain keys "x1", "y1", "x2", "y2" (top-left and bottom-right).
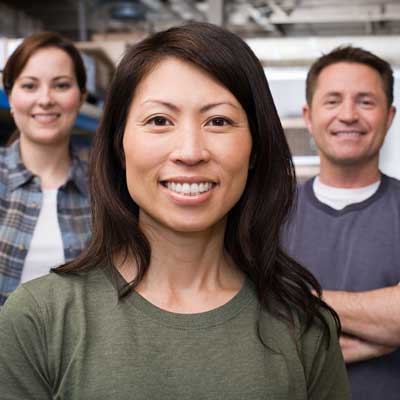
[
  {"x1": 9, "y1": 46, "x2": 84, "y2": 147},
  {"x1": 123, "y1": 57, "x2": 252, "y2": 234}
]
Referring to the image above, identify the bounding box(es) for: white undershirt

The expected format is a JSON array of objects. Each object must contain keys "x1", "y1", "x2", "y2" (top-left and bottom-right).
[
  {"x1": 313, "y1": 176, "x2": 381, "y2": 210},
  {"x1": 21, "y1": 189, "x2": 65, "y2": 283}
]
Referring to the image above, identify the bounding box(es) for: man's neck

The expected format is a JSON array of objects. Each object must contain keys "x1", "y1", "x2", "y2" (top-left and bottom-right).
[{"x1": 318, "y1": 158, "x2": 381, "y2": 188}]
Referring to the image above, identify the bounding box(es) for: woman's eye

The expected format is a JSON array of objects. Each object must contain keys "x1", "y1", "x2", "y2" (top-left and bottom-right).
[
  {"x1": 55, "y1": 82, "x2": 71, "y2": 90},
  {"x1": 207, "y1": 117, "x2": 231, "y2": 126},
  {"x1": 147, "y1": 116, "x2": 171, "y2": 126},
  {"x1": 21, "y1": 83, "x2": 35, "y2": 90}
]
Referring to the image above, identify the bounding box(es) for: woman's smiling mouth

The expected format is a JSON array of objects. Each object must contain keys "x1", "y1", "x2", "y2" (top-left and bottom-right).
[
  {"x1": 163, "y1": 181, "x2": 215, "y2": 196},
  {"x1": 32, "y1": 113, "x2": 61, "y2": 123}
]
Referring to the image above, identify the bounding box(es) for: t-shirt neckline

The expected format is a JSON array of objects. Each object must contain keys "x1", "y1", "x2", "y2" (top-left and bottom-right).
[
  {"x1": 305, "y1": 173, "x2": 389, "y2": 216},
  {"x1": 102, "y1": 264, "x2": 256, "y2": 330}
]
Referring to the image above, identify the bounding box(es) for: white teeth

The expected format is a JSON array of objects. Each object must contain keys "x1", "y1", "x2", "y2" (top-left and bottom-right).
[
  {"x1": 190, "y1": 183, "x2": 198, "y2": 195},
  {"x1": 335, "y1": 131, "x2": 361, "y2": 137},
  {"x1": 166, "y1": 181, "x2": 213, "y2": 196},
  {"x1": 33, "y1": 114, "x2": 59, "y2": 122}
]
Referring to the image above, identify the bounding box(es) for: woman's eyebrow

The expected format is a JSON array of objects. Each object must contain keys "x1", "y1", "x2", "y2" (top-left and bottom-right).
[
  {"x1": 200, "y1": 102, "x2": 239, "y2": 113},
  {"x1": 53, "y1": 75, "x2": 74, "y2": 80},
  {"x1": 16, "y1": 75, "x2": 39, "y2": 81},
  {"x1": 140, "y1": 100, "x2": 240, "y2": 113},
  {"x1": 141, "y1": 100, "x2": 179, "y2": 112},
  {"x1": 16, "y1": 75, "x2": 73, "y2": 81}
]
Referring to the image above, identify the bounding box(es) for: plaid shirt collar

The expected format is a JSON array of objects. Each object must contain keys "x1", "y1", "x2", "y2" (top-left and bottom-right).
[{"x1": 6, "y1": 140, "x2": 88, "y2": 196}]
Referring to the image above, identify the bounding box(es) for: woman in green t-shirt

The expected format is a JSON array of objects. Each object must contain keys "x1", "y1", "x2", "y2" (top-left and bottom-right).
[{"x1": 0, "y1": 22, "x2": 350, "y2": 399}]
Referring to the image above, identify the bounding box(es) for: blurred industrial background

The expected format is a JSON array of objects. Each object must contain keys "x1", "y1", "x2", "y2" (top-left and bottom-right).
[{"x1": 0, "y1": 0, "x2": 399, "y2": 179}]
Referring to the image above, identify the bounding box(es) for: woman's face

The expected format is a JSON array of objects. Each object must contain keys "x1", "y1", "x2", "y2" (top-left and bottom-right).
[
  {"x1": 9, "y1": 46, "x2": 85, "y2": 146},
  {"x1": 123, "y1": 57, "x2": 252, "y2": 234}
]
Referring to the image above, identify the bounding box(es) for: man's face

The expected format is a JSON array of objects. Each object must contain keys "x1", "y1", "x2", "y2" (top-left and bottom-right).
[{"x1": 303, "y1": 62, "x2": 396, "y2": 169}]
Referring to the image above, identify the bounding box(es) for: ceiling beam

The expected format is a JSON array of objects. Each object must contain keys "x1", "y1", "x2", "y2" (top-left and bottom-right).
[{"x1": 266, "y1": 3, "x2": 400, "y2": 24}]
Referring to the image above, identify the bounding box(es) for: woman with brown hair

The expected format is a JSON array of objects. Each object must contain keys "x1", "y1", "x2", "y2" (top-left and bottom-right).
[
  {"x1": 0, "y1": 23, "x2": 349, "y2": 399},
  {"x1": 0, "y1": 32, "x2": 90, "y2": 305}
]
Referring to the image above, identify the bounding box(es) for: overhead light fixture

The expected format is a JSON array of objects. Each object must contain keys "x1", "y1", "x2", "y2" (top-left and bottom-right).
[{"x1": 109, "y1": 1, "x2": 147, "y2": 21}]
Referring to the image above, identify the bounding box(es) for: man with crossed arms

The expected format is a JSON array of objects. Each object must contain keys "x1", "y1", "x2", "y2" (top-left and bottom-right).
[{"x1": 283, "y1": 46, "x2": 400, "y2": 400}]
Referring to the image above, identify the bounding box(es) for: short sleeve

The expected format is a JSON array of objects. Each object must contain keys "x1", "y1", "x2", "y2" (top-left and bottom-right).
[
  {"x1": 0, "y1": 286, "x2": 52, "y2": 400},
  {"x1": 302, "y1": 311, "x2": 351, "y2": 400}
]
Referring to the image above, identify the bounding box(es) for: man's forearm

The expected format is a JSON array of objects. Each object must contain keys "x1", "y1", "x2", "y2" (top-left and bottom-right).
[
  {"x1": 340, "y1": 335, "x2": 396, "y2": 363},
  {"x1": 323, "y1": 286, "x2": 400, "y2": 346}
]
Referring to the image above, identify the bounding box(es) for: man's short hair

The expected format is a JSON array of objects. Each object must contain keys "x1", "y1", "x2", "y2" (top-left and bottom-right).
[{"x1": 306, "y1": 46, "x2": 394, "y2": 107}]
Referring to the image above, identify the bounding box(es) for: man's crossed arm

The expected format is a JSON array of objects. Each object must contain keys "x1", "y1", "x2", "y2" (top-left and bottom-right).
[{"x1": 322, "y1": 286, "x2": 400, "y2": 363}]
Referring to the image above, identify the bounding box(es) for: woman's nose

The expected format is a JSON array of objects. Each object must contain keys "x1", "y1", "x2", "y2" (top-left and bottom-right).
[
  {"x1": 169, "y1": 126, "x2": 211, "y2": 165},
  {"x1": 37, "y1": 87, "x2": 55, "y2": 107}
]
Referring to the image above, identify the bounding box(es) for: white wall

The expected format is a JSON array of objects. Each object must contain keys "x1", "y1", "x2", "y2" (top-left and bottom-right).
[{"x1": 380, "y1": 73, "x2": 400, "y2": 179}]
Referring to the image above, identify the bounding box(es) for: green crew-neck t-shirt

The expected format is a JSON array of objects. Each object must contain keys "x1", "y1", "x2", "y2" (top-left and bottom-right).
[{"x1": 0, "y1": 266, "x2": 350, "y2": 399}]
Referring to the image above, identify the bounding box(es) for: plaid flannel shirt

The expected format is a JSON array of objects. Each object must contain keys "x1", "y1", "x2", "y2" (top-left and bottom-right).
[{"x1": 0, "y1": 140, "x2": 91, "y2": 305}]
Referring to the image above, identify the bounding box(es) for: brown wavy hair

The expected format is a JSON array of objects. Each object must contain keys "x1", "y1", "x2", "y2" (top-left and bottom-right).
[
  {"x1": 57, "y1": 22, "x2": 339, "y2": 332},
  {"x1": 2, "y1": 31, "x2": 87, "y2": 145},
  {"x1": 3, "y1": 31, "x2": 86, "y2": 95}
]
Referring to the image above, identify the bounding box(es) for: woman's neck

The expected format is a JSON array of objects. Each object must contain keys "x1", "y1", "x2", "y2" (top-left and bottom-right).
[
  {"x1": 19, "y1": 136, "x2": 71, "y2": 189},
  {"x1": 117, "y1": 216, "x2": 244, "y2": 313}
]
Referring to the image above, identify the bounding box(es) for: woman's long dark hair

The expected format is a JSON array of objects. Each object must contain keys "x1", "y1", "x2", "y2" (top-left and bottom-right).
[{"x1": 57, "y1": 22, "x2": 339, "y2": 333}]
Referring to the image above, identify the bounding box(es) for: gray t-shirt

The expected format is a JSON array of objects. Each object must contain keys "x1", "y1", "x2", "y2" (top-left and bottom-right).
[
  {"x1": 282, "y1": 174, "x2": 400, "y2": 400},
  {"x1": 0, "y1": 265, "x2": 349, "y2": 400}
]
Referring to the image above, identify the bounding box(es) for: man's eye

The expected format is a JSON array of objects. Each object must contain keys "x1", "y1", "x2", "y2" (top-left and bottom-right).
[
  {"x1": 325, "y1": 100, "x2": 338, "y2": 106},
  {"x1": 360, "y1": 100, "x2": 373, "y2": 106},
  {"x1": 147, "y1": 116, "x2": 171, "y2": 126}
]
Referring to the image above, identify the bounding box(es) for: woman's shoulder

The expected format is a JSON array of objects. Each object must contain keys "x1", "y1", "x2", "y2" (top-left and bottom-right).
[
  {"x1": 1, "y1": 267, "x2": 111, "y2": 321},
  {"x1": 258, "y1": 303, "x2": 349, "y2": 399},
  {"x1": 70, "y1": 143, "x2": 90, "y2": 170},
  {"x1": 0, "y1": 145, "x2": 11, "y2": 186},
  {"x1": 0, "y1": 141, "x2": 25, "y2": 192},
  {"x1": 0, "y1": 145, "x2": 7, "y2": 158},
  {"x1": 258, "y1": 305, "x2": 343, "y2": 382},
  {"x1": 259, "y1": 303, "x2": 336, "y2": 342}
]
